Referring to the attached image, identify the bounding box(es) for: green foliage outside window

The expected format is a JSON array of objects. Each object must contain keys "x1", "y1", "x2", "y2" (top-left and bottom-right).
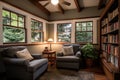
[
  {"x1": 76, "y1": 21, "x2": 93, "y2": 43},
  {"x1": 3, "y1": 26, "x2": 25, "y2": 43},
  {"x1": 31, "y1": 19, "x2": 43, "y2": 42},
  {"x1": 57, "y1": 23, "x2": 71, "y2": 42},
  {"x1": 2, "y1": 9, "x2": 25, "y2": 43},
  {"x1": 2, "y1": 10, "x2": 10, "y2": 17},
  {"x1": 31, "y1": 31, "x2": 42, "y2": 42}
]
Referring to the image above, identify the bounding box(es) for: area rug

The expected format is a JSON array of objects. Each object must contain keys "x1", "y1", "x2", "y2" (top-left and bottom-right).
[{"x1": 38, "y1": 68, "x2": 95, "y2": 80}]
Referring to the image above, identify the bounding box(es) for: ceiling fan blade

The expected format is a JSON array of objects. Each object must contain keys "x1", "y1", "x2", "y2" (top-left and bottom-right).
[
  {"x1": 44, "y1": 2, "x2": 50, "y2": 7},
  {"x1": 62, "y1": 1, "x2": 71, "y2": 6}
]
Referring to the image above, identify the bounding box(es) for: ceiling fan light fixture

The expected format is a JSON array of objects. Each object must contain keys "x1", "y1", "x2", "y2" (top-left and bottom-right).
[{"x1": 51, "y1": 0, "x2": 59, "y2": 5}]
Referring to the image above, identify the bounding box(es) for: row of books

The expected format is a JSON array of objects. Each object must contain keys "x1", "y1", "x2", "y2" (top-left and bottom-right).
[
  {"x1": 108, "y1": 54, "x2": 118, "y2": 68},
  {"x1": 108, "y1": 8, "x2": 118, "y2": 21},
  {"x1": 102, "y1": 18, "x2": 108, "y2": 27},
  {"x1": 107, "y1": 21, "x2": 119, "y2": 32},
  {"x1": 102, "y1": 21, "x2": 119, "y2": 34},
  {"x1": 102, "y1": 36, "x2": 108, "y2": 43},
  {"x1": 102, "y1": 26, "x2": 107, "y2": 35},
  {"x1": 102, "y1": 44, "x2": 119, "y2": 57},
  {"x1": 102, "y1": 51, "x2": 119, "y2": 68},
  {"x1": 102, "y1": 44, "x2": 108, "y2": 52},
  {"x1": 108, "y1": 34, "x2": 118, "y2": 43},
  {"x1": 101, "y1": 8, "x2": 118, "y2": 27},
  {"x1": 110, "y1": 45, "x2": 119, "y2": 56}
]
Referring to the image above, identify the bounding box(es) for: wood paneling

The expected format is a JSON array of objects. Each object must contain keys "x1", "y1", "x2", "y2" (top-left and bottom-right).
[{"x1": 58, "y1": 4, "x2": 64, "y2": 14}]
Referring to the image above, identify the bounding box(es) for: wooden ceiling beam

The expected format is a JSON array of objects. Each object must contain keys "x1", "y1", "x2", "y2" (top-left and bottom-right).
[
  {"x1": 44, "y1": 2, "x2": 50, "y2": 7},
  {"x1": 29, "y1": 0, "x2": 50, "y2": 15},
  {"x1": 74, "y1": 0, "x2": 81, "y2": 12},
  {"x1": 58, "y1": 4, "x2": 64, "y2": 14}
]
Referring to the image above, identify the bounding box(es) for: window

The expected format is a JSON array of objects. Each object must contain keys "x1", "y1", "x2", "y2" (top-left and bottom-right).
[
  {"x1": 31, "y1": 19, "x2": 43, "y2": 42},
  {"x1": 75, "y1": 21, "x2": 93, "y2": 43},
  {"x1": 57, "y1": 23, "x2": 72, "y2": 42},
  {"x1": 2, "y1": 9, "x2": 26, "y2": 43}
]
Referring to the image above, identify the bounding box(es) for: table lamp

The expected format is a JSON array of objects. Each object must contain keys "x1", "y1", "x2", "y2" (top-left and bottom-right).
[{"x1": 48, "y1": 38, "x2": 53, "y2": 51}]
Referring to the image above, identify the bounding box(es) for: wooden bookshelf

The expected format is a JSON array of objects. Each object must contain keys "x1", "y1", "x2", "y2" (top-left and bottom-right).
[{"x1": 100, "y1": 0, "x2": 120, "y2": 80}]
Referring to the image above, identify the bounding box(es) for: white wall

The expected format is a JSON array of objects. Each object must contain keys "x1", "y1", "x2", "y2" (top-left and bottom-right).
[{"x1": 49, "y1": 18, "x2": 99, "y2": 44}]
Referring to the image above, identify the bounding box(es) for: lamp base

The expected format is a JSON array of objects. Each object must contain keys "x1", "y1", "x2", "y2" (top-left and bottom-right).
[{"x1": 49, "y1": 43, "x2": 52, "y2": 51}]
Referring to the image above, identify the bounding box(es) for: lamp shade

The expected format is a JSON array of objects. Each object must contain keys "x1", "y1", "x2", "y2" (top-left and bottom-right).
[{"x1": 48, "y1": 38, "x2": 53, "y2": 42}]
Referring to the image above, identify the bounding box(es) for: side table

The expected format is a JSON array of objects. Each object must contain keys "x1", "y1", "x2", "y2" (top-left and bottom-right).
[{"x1": 42, "y1": 51, "x2": 56, "y2": 66}]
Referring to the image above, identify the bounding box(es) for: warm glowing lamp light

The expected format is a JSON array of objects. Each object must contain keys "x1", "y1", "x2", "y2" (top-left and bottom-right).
[
  {"x1": 51, "y1": 0, "x2": 59, "y2": 5},
  {"x1": 48, "y1": 38, "x2": 53, "y2": 42},
  {"x1": 48, "y1": 38, "x2": 53, "y2": 51}
]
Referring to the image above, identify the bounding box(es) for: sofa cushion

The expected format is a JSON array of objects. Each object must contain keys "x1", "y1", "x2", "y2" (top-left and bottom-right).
[
  {"x1": 16, "y1": 48, "x2": 33, "y2": 61},
  {"x1": 62, "y1": 46, "x2": 74, "y2": 56},
  {"x1": 28, "y1": 59, "x2": 48, "y2": 72},
  {"x1": 72, "y1": 44, "x2": 81, "y2": 55},
  {"x1": 75, "y1": 51, "x2": 81, "y2": 57},
  {"x1": 63, "y1": 44, "x2": 80, "y2": 55},
  {"x1": 56, "y1": 56, "x2": 79, "y2": 62}
]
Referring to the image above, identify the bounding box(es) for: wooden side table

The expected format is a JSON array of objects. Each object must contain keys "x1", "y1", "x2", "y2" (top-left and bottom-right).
[{"x1": 42, "y1": 51, "x2": 56, "y2": 65}]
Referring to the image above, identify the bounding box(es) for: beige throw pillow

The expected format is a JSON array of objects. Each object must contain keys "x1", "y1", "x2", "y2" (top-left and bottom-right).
[
  {"x1": 62, "y1": 46, "x2": 74, "y2": 56},
  {"x1": 16, "y1": 48, "x2": 33, "y2": 61}
]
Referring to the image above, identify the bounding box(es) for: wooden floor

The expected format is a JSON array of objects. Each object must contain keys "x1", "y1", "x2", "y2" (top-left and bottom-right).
[
  {"x1": 49, "y1": 64, "x2": 108, "y2": 80},
  {"x1": 94, "y1": 74, "x2": 108, "y2": 80},
  {"x1": 81, "y1": 67, "x2": 108, "y2": 80}
]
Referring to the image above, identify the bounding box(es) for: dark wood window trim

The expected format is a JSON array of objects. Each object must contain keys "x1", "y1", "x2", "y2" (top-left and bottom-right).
[
  {"x1": 2, "y1": 9, "x2": 26, "y2": 44},
  {"x1": 57, "y1": 23, "x2": 72, "y2": 42},
  {"x1": 75, "y1": 21, "x2": 93, "y2": 44},
  {"x1": 0, "y1": 42, "x2": 99, "y2": 48}
]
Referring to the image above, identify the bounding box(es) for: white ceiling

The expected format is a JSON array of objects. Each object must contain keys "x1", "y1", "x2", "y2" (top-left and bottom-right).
[{"x1": 39, "y1": 0, "x2": 100, "y2": 12}]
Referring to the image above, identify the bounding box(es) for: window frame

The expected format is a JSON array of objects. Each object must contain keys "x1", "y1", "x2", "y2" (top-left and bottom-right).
[
  {"x1": 2, "y1": 9, "x2": 26, "y2": 44},
  {"x1": 57, "y1": 23, "x2": 72, "y2": 42},
  {"x1": 75, "y1": 21, "x2": 93, "y2": 44},
  {"x1": 31, "y1": 18, "x2": 43, "y2": 43}
]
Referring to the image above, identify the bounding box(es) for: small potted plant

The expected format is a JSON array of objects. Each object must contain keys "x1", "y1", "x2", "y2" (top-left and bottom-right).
[{"x1": 81, "y1": 43, "x2": 98, "y2": 68}]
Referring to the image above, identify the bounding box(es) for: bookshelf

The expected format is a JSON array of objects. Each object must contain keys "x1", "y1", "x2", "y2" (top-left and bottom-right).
[{"x1": 100, "y1": 0, "x2": 120, "y2": 80}]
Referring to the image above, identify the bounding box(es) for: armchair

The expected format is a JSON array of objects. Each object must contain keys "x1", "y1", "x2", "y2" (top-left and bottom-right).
[
  {"x1": 1, "y1": 46, "x2": 48, "y2": 80},
  {"x1": 56, "y1": 44, "x2": 83, "y2": 70}
]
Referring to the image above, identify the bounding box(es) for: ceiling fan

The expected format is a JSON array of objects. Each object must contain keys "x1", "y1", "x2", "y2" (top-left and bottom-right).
[{"x1": 39, "y1": 0, "x2": 71, "y2": 7}]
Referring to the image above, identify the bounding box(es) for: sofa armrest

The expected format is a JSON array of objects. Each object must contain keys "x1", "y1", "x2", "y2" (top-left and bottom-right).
[
  {"x1": 3, "y1": 58, "x2": 29, "y2": 66},
  {"x1": 31, "y1": 54, "x2": 42, "y2": 59},
  {"x1": 75, "y1": 51, "x2": 82, "y2": 58},
  {"x1": 57, "y1": 52, "x2": 64, "y2": 57}
]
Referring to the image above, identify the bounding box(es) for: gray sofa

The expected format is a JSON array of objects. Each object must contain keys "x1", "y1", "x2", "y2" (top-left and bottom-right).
[
  {"x1": 56, "y1": 44, "x2": 83, "y2": 70},
  {"x1": 1, "y1": 46, "x2": 48, "y2": 80}
]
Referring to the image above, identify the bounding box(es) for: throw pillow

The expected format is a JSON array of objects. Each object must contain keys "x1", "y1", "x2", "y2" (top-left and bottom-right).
[
  {"x1": 16, "y1": 48, "x2": 33, "y2": 61},
  {"x1": 62, "y1": 46, "x2": 74, "y2": 56}
]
